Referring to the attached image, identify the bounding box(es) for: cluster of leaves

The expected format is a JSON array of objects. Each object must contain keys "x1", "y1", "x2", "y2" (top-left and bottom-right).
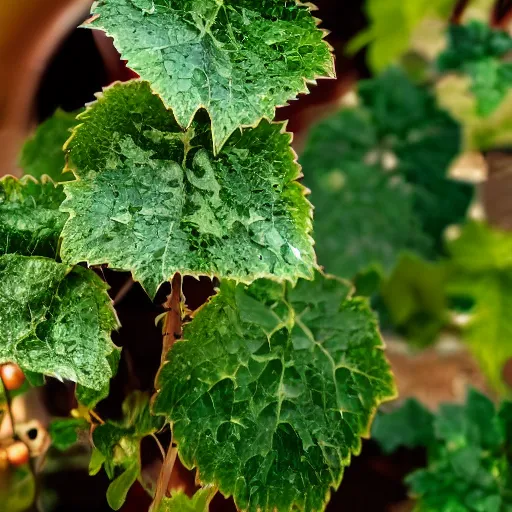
[
  {"x1": 438, "y1": 21, "x2": 512, "y2": 116},
  {"x1": 300, "y1": 67, "x2": 473, "y2": 282},
  {"x1": 373, "y1": 390, "x2": 512, "y2": 511}
]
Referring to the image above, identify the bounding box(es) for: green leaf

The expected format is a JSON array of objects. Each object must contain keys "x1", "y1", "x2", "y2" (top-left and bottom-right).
[
  {"x1": 348, "y1": 0, "x2": 456, "y2": 72},
  {"x1": 438, "y1": 21, "x2": 512, "y2": 116},
  {"x1": 75, "y1": 348, "x2": 121, "y2": 409},
  {"x1": 0, "y1": 175, "x2": 66, "y2": 259},
  {"x1": 445, "y1": 222, "x2": 512, "y2": 396},
  {"x1": 92, "y1": 391, "x2": 164, "y2": 509},
  {"x1": 380, "y1": 253, "x2": 450, "y2": 347},
  {"x1": 300, "y1": 69, "x2": 472, "y2": 280},
  {"x1": 19, "y1": 109, "x2": 79, "y2": 181},
  {"x1": 154, "y1": 271, "x2": 396, "y2": 512},
  {"x1": 405, "y1": 390, "x2": 512, "y2": 512},
  {"x1": 0, "y1": 255, "x2": 119, "y2": 390},
  {"x1": 157, "y1": 487, "x2": 217, "y2": 512},
  {"x1": 0, "y1": 465, "x2": 36, "y2": 512},
  {"x1": 372, "y1": 399, "x2": 435, "y2": 454},
  {"x1": 88, "y1": 0, "x2": 334, "y2": 152},
  {"x1": 49, "y1": 417, "x2": 90, "y2": 451},
  {"x1": 60, "y1": 81, "x2": 315, "y2": 298}
]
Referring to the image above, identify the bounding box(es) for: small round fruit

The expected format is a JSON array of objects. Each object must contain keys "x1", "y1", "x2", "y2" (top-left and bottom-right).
[
  {"x1": 6, "y1": 442, "x2": 29, "y2": 467},
  {"x1": 0, "y1": 364, "x2": 25, "y2": 390}
]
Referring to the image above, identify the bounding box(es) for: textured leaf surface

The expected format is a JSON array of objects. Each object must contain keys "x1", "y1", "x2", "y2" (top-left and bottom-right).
[
  {"x1": 154, "y1": 272, "x2": 396, "y2": 512},
  {"x1": 88, "y1": 0, "x2": 334, "y2": 151},
  {"x1": 19, "y1": 109, "x2": 79, "y2": 181},
  {"x1": 92, "y1": 391, "x2": 164, "y2": 510},
  {"x1": 348, "y1": 0, "x2": 456, "y2": 71},
  {"x1": 61, "y1": 81, "x2": 315, "y2": 298},
  {"x1": 445, "y1": 222, "x2": 512, "y2": 397},
  {"x1": 0, "y1": 176, "x2": 66, "y2": 258},
  {"x1": 406, "y1": 390, "x2": 512, "y2": 511},
  {"x1": 157, "y1": 487, "x2": 217, "y2": 512},
  {"x1": 372, "y1": 399, "x2": 435, "y2": 454},
  {"x1": 0, "y1": 255, "x2": 119, "y2": 390},
  {"x1": 300, "y1": 69, "x2": 472, "y2": 280},
  {"x1": 438, "y1": 21, "x2": 512, "y2": 116}
]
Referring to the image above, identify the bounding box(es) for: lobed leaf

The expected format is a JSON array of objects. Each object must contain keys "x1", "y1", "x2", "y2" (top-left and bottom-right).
[
  {"x1": 0, "y1": 175, "x2": 66, "y2": 259},
  {"x1": 154, "y1": 271, "x2": 396, "y2": 512},
  {"x1": 300, "y1": 69, "x2": 473, "y2": 280},
  {"x1": 0, "y1": 255, "x2": 119, "y2": 390},
  {"x1": 87, "y1": 0, "x2": 334, "y2": 152},
  {"x1": 60, "y1": 81, "x2": 316, "y2": 298},
  {"x1": 157, "y1": 487, "x2": 217, "y2": 512}
]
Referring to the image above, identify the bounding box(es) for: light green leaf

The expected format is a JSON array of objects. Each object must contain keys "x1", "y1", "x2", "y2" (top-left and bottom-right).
[
  {"x1": 0, "y1": 175, "x2": 66, "y2": 259},
  {"x1": 49, "y1": 417, "x2": 90, "y2": 451},
  {"x1": 0, "y1": 465, "x2": 36, "y2": 512},
  {"x1": 380, "y1": 253, "x2": 450, "y2": 347},
  {"x1": 92, "y1": 392, "x2": 164, "y2": 509},
  {"x1": 19, "y1": 109, "x2": 79, "y2": 182},
  {"x1": 154, "y1": 271, "x2": 396, "y2": 512},
  {"x1": 372, "y1": 399, "x2": 435, "y2": 454},
  {"x1": 445, "y1": 222, "x2": 512, "y2": 397},
  {"x1": 88, "y1": 0, "x2": 334, "y2": 152},
  {"x1": 0, "y1": 255, "x2": 119, "y2": 390},
  {"x1": 107, "y1": 460, "x2": 139, "y2": 511},
  {"x1": 157, "y1": 487, "x2": 217, "y2": 512},
  {"x1": 60, "y1": 81, "x2": 315, "y2": 298},
  {"x1": 348, "y1": 0, "x2": 456, "y2": 72},
  {"x1": 300, "y1": 69, "x2": 472, "y2": 280}
]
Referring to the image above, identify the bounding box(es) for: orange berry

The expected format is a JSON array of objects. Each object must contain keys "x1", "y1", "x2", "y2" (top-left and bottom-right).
[
  {"x1": 6, "y1": 442, "x2": 29, "y2": 467},
  {"x1": 0, "y1": 364, "x2": 25, "y2": 390}
]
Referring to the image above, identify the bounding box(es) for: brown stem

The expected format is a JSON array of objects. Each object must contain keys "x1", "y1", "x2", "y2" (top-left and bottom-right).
[
  {"x1": 149, "y1": 443, "x2": 178, "y2": 512},
  {"x1": 160, "y1": 274, "x2": 183, "y2": 365},
  {"x1": 450, "y1": 0, "x2": 471, "y2": 23}
]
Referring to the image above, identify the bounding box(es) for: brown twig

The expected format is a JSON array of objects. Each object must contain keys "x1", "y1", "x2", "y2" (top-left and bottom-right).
[
  {"x1": 160, "y1": 274, "x2": 183, "y2": 365},
  {"x1": 149, "y1": 443, "x2": 178, "y2": 512}
]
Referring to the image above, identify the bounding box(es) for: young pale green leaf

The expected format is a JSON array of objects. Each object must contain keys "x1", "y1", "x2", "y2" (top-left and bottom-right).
[
  {"x1": 380, "y1": 253, "x2": 450, "y2": 347},
  {"x1": 405, "y1": 390, "x2": 512, "y2": 511},
  {"x1": 446, "y1": 222, "x2": 512, "y2": 397},
  {"x1": 0, "y1": 255, "x2": 119, "y2": 390},
  {"x1": 157, "y1": 487, "x2": 217, "y2": 512},
  {"x1": 87, "y1": 0, "x2": 334, "y2": 152},
  {"x1": 60, "y1": 81, "x2": 315, "y2": 298},
  {"x1": 300, "y1": 69, "x2": 473, "y2": 280},
  {"x1": 19, "y1": 109, "x2": 79, "y2": 182},
  {"x1": 348, "y1": 0, "x2": 456, "y2": 72},
  {"x1": 372, "y1": 399, "x2": 435, "y2": 454},
  {"x1": 0, "y1": 175, "x2": 66, "y2": 259},
  {"x1": 49, "y1": 418, "x2": 90, "y2": 451},
  {"x1": 92, "y1": 391, "x2": 164, "y2": 510},
  {"x1": 153, "y1": 271, "x2": 396, "y2": 512},
  {"x1": 438, "y1": 21, "x2": 512, "y2": 116}
]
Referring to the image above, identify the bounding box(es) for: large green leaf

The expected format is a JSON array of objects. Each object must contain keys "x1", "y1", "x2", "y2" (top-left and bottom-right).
[
  {"x1": 405, "y1": 390, "x2": 512, "y2": 512},
  {"x1": 0, "y1": 255, "x2": 119, "y2": 390},
  {"x1": 60, "y1": 81, "x2": 315, "y2": 298},
  {"x1": 154, "y1": 271, "x2": 396, "y2": 512},
  {"x1": 92, "y1": 391, "x2": 164, "y2": 510},
  {"x1": 0, "y1": 175, "x2": 66, "y2": 259},
  {"x1": 300, "y1": 69, "x2": 473, "y2": 280},
  {"x1": 19, "y1": 109, "x2": 79, "y2": 182},
  {"x1": 445, "y1": 222, "x2": 512, "y2": 397},
  {"x1": 87, "y1": 0, "x2": 334, "y2": 152},
  {"x1": 438, "y1": 21, "x2": 512, "y2": 116}
]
